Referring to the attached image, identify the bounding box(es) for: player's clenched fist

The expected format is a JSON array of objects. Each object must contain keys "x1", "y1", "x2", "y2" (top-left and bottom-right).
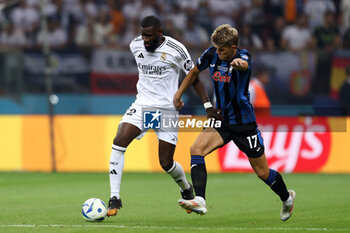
[
  {"x1": 206, "y1": 107, "x2": 223, "y2": 120},
  {"x1": 173, "y1": 94, "x2": 184, "y2": 110},
  {"x1": 230, "y1": 58, "x2": 248, "y2": 70}
]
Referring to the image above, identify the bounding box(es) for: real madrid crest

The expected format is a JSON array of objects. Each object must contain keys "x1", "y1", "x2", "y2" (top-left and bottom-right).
[{"x1": 160, "y1": 53, "x2": 167, "y2": 61}]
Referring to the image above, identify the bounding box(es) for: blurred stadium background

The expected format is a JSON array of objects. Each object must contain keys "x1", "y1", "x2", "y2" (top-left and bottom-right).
[{"x1": 0, "y1": 0, "x2": 349, "y2": 174}]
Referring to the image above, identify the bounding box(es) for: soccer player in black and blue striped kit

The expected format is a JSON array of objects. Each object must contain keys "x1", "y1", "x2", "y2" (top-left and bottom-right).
[{"x1": 173, "y1": 24, "x2": 295, "y2": 221}]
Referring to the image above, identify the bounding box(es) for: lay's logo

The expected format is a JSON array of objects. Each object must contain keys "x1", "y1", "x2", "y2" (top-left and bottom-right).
[{"x1": 218, "y1": 117, "x2": 331, "y2": 173}]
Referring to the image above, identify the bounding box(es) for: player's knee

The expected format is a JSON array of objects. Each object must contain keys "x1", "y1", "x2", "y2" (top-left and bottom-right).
[
  {"x1": 190, "y1": 144, "x2": 204, "y2": 156},
  {"x1": 113, "y1": 137, "x2": 123, "y2": 147},
  {"x1": 159, "y1": 157, "x2": 173, "y2": 171},
  {"x1": 256, "y1": 170, "x2": 269, "y2": 181},
  {"x1": 113, "y1": 134, "x2": 130, "y2": 148}
]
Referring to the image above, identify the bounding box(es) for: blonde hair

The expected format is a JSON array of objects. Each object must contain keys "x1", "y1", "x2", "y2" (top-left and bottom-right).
[{"x1": 211, "y1": 24, "x2": 239, "y2": 48}]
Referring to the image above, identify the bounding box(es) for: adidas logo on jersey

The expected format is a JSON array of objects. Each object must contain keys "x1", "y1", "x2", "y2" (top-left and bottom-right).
[{"x1": 138, "y1": 53, "x2": 144, "y2": 58}]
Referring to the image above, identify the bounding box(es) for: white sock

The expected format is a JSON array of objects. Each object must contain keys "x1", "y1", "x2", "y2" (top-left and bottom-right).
[
  {"x1": 166, "y1": 161, "x2": 190, "y2": 191},
  {"x1": 109, "y1": 145, "x2": 126, "y2": 199}
]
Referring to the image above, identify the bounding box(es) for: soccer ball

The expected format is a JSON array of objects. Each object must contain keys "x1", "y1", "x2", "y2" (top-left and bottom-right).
[{"x1": 81, "y1": 198, "x2": 107, "y2": 222}]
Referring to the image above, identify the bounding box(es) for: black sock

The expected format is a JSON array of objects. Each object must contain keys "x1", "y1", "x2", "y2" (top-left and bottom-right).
[
  {"x1": 191, "y1": 155, "x2": 207, "y2": 200},
  {"x1": 264, "y1": 169, "x2": 290, "y2": 202}
]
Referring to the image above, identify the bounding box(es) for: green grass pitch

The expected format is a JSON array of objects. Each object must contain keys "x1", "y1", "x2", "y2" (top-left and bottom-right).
[{"x1": 0, "y1": 172, "x2": 349, "y2": 233}]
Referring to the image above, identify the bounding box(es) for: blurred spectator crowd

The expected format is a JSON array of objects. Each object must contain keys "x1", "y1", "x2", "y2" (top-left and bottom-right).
[{"x1": 0, "y1": 0, "x2": 350, "y2": 52}]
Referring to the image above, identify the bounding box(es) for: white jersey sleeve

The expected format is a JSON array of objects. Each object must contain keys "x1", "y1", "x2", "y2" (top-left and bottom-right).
[{"x1": 165, "y1": 37, "x2": 194, "y2": 75}]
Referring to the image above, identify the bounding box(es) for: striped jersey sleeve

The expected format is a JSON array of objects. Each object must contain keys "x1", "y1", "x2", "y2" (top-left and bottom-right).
[{"x1": 165, "y1": 37, "x2": 194, "y2": 74}]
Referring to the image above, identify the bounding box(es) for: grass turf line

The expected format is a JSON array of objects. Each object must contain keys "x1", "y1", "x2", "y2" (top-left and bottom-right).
[{"x1": 0, "y1": 172, "x2": 349, "y2": 233}]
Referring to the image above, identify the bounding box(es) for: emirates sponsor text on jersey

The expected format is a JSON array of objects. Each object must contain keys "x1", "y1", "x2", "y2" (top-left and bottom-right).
[{"x1": 137, "y1": 63, "x2": 167, "y2": 76}]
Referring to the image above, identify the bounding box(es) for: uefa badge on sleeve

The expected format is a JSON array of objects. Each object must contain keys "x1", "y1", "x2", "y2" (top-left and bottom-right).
[{"x1": 143, "y1": 109, "x2": 162, "y2": 129}]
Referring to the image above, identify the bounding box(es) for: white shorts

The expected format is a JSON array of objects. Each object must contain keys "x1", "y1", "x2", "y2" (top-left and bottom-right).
[{"x1": 120, "y1": 102, "x2": 179, "y2": 145}]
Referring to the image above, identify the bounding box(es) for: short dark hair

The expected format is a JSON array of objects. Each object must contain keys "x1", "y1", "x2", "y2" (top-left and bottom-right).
[{"x1": 141, "y1": 15, "x2": 162, "y2": 28}]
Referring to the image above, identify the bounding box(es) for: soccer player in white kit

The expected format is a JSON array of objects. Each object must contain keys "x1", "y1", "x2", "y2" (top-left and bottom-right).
[{"x1": 107, "y1": 15, "x2": 214, "y2": 216}]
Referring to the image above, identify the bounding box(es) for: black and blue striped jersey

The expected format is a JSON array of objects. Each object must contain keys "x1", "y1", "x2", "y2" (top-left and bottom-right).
[{"x1": 196, "y1": 46, "x2": 256, "y2": 125}]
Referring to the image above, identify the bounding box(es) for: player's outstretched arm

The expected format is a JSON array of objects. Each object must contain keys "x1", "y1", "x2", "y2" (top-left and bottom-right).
[{"x1": 173, "y1": 66, "x2": 201, "y2": 109}]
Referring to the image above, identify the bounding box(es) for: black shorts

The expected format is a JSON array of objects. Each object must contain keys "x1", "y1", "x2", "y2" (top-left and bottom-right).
[{"x1": 214, "y1": 121, "x2": 265, "y2": 158}]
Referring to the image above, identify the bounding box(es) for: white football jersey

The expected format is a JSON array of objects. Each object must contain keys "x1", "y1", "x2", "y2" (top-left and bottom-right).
[{"x1": 130, "y1": 36, "x2": 194, "y2": 109}]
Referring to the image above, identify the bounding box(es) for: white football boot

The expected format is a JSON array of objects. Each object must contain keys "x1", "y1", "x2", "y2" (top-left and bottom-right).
[
  {"x1": 280, "y1": 190, "x2": 296, "y2": 221},
  {"x1": 178, "y1": 196, "x2": 207, "y2": 215}
]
